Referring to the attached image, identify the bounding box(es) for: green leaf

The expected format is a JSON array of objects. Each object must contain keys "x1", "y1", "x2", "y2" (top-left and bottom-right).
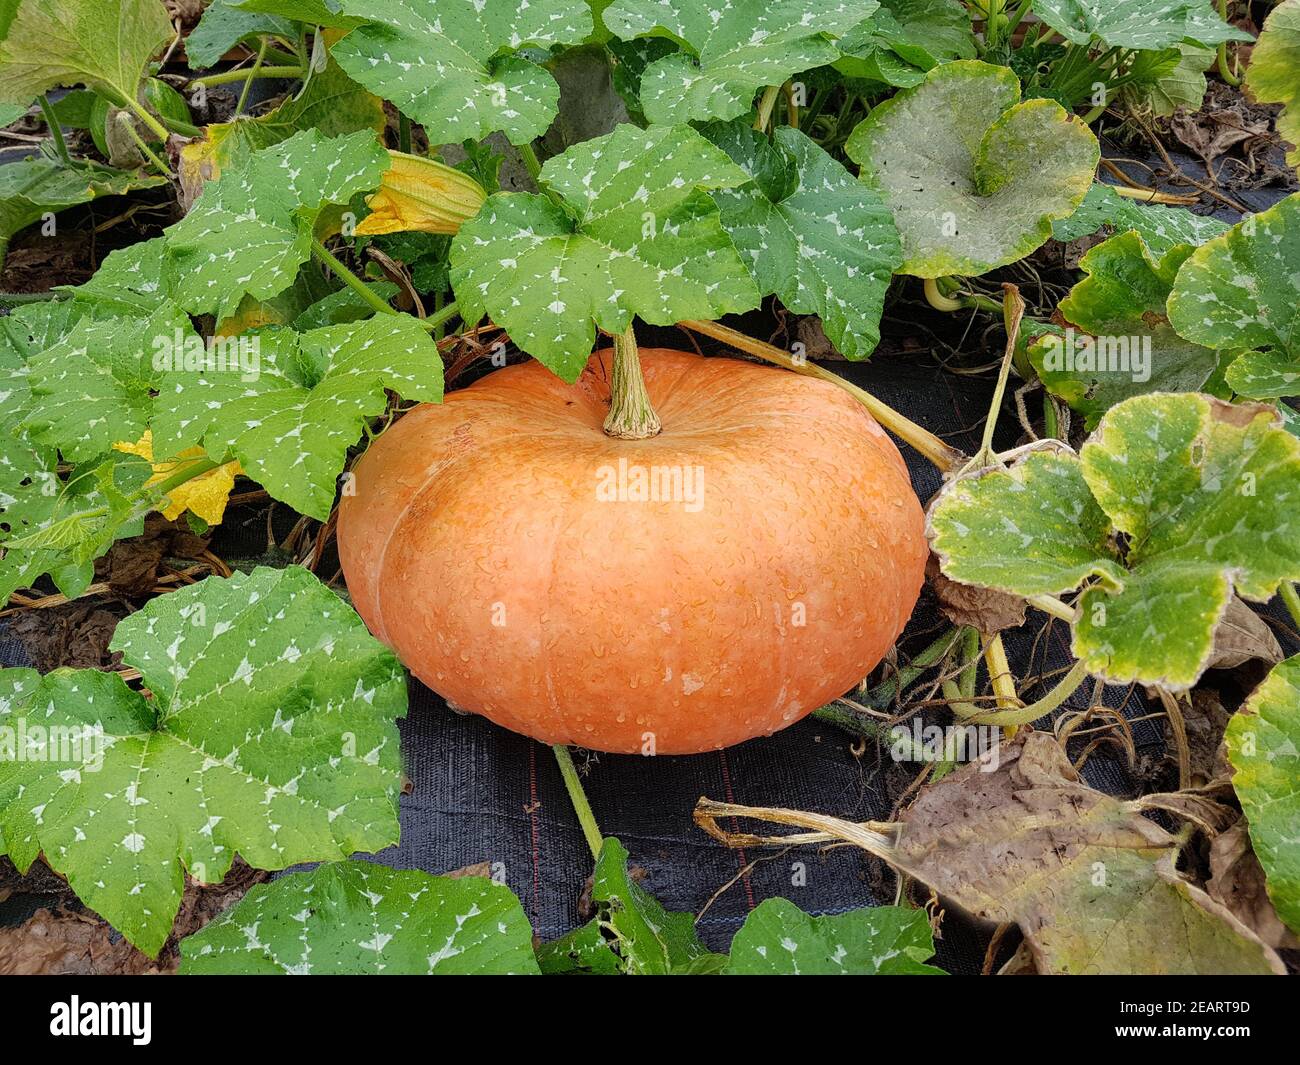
[
  {"x1": 179, "y1": 861, "x2": 541, "y2": 974},
  {"x1": 0, "y1": 101, "x2": 26, "y2": 126},
  {"x1": 252, "y1": 0, "x2": 595, "y2": 145},
  {"x1": 0, "y1": 159, "x2": 167, "y2": 252},
  {"x1": 835, "y1": 0, "x2": 976, "y2": 87},
  {"x1": 701, "y1": 121, "x2": 900, "y2": 359},
  {"x1": 931, "y1": 395, "x2": 1300, "y2": 688},
  {"x1": 1246, "y1": 0, "x2": 1300, "y2": 170},
  {"x1": 1168, "y1": 193, "x2": 1300, "y2": 400},
  {"x1": 1051, "y1": 182, "x2": 1229, "y2": 256},
  {"x1": 24, "y1": 303, "x2": 196, "y2": 461},
  {"x1": 291, "y1": 281, "x2": 400, "y2": 329},
  {"x1": 1029, "y1": 230, "x2": 1221, "y2": 428},
  {"x1": 1032, "y1": 0, "x2": 1252, "y2": 50},
  {"x1": 0, "y1": 566, "x2": 407, "y2": 956},
  {"x1": 537, "y1": 837, "x2": 720, "y2": 974},
  {"x1": 187, "y1": 0, "x2": 297, "y2": 70},
  {"x1": 722, "y1": 899, "x2": 944, "y2": 974},
  {"x1": 163, "y1": 128, "x2": 389, "y2": 320},
  {"x1": 845, "y1": 60, "x2": 1098, "y2": 278},
  {"x1": 0, "y1": 0, "x2": 172, "y2": 107},
  {"x1": 450, "y1": 123, "x2": 759, "y2": 381},
  {"x1": 1227, "y1": 655, "x2": 1300, "y2": 936},
  {"x1": 0, "y1": 443, "x2": 151, "y2": 601},
  {"x1": 151, "y1": 315, "x2": 444, "y2": 520},
  {"x1": 1122, "y1": 43, "x2": 1215, "y2": 117},
  {"x1": 603, "y1": 0, "x2": 878, "y2": 124}
]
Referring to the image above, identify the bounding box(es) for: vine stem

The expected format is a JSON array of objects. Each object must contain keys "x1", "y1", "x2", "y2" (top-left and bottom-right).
[
  {"x1": 1027, "y1": 593, "x2": 1076, "y2": 622},
  {"x1": 1280, "y1": 582, "x2": 1300, "y2": 631},
  {"x1": 310, "y1": 237, "x2": 459, "y2": 331},
  {"x1": 680, "y1": 318, "x2": 965, "y2": 472},
  {"x1": 192, "y1": 65, "x2": 304, "y2": 88},
  {"x1": 923, "y1": 277, "x2": 963, "y2": 313},
  {"x1": 983, "y1": 634, "x2": 1021, "y2": 738},
  {"x1": 553, "y1": 745, "x2": 603, "y2": 861},
  {"x1": 958, "y1": 658, "x2": 1089, "y2": 727},
  {"x1": 115, "y1": 112, "x2": 172, "y2": 177},
  {"x1": 236, "y1": 39, "x2": 269, "y2": 114},
  {"x1": 754, "y1": 85, "x2": 780, "y2": 131},
  {"x1": 1217, "y1": 0, "x2": 1242, "y2": 87},
  {"x1": 603, "y1": 323, "x2": 661, "y2": 439},
  {"x1": 37, "y1": 96, "x2": 73, "y2": 165},
  {"x1": 975, "y1": 284, "x2": 1025, "y2": 461}
]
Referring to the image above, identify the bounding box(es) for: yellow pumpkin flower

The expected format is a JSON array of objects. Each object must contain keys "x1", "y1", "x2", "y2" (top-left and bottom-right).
[
  {"x1": 114, "y1": 432, "x2": 242, "y2": 526},
  {"x1": 354, "y1": 151, "x2": 487, "y2": 236}
]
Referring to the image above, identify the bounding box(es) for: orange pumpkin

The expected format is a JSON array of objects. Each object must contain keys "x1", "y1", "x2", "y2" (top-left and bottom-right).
[{"x1": 338, "y1": 349, "x2": 926, "y2": 754}]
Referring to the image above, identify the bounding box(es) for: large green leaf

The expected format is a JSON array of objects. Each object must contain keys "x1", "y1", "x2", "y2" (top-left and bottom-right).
[
  {"x1": 150, "y1": 315, "x2": 444, "y2": 520},
  {"x1": 24, "y1": 303, "x2": 197, "y2": 461},
  {"x1": 180, "y1": 862, "x2": 541, "y2": 974},
  {"x1": 1029, "y1": 231, "x2": 1221, "y2": 428},
  {"x1": 1032, "y1": 0, "x2": 1252, "y2": 50},
  {"x1": 845, "y1": 61, "x2": 1098, "y2": 278},
  {"x1": 1122, "y1": 43, "x2": 1215, "y2": 117},
  {"x1": 0, "y1": 566, "x2": 407, "y2": 956},
  {"x1": 186, "y1": 0, "x2": 297, "y2": 70},
  {"x1": 241, "y1": 0, "x2": 594, "y2": 145},
  {"x1": 929, "y1": 394, "x2": 1300, "y2": 688},
  {"x1": 56, "y1": 236, "x2": 174, "y2": 316},
  {"x1": 1227, "y1": 655, "x2": 1300, "y2": 936},
  {"x1": 0, "y1": 159, "x2": 166, "y2": 254},
  {"x1": 1168, "y1": 193, "x2": 1300, "y2": 400},
  {"x1": 450, "y1": 123, "x2": 758, "y2": 381},
  {"x1": 163, "y1": 129, "x2": 389, "y2": 320},
  {"x1": 722, "y1": 899, "x2": 945, "y2": 974},
  {"x1": 1052, "y1": 182, "x2": 1229, "y2": 256},
  {"x1": 537, "y1": 837, "x2": 721, "y2": 974},
  {"x1": 0, "y1": 0, "x2": 172, "y2": 106},
  {"x1": 603, "y1": 0, "x2": 878, "y2": 123},
  {"x1": 701, "y1": 121, "x2": 900, "y2": 359},
  {"x1": 1246, "y1": 0, "x2": 1300, "y2": 170}
]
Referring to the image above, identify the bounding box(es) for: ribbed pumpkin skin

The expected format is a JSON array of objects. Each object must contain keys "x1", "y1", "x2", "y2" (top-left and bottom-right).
[{"x1": 338, "y1": 350, "x2": 926, "y2": 754}]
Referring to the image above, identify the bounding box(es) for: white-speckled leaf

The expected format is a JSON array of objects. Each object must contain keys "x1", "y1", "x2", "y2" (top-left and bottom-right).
[
  {"x1": 151, "y1": 315, "x2": 443, "y2": 520},
  {"x1": 845, "y1": 61, "x2": 1098, "y2": 277},
  {"x1": 179, "y1": 861, "x2": 540, "y2": 974},
  {"x1": 722, "y1": 898, "x2": 945, "y2": 974},
  {"x1": 603, "y1": 0, "x2": 878, "y2": 123},
  {"x1": 1052, "y1": 182, "x2": 1229, "y2": 257},
  {"x1": 1245, "y1": 0, "x2": 1300, "y2": 170},
  {"x1": 1226, "y1": 655, "x2": 1300, "y2": 936},
  {"x1": 265, "y1": 0, "x2": 593, "y2": 145},
  {"x1": 450, "y1": 124, "x2": 759, "y2": 381},
  {"x1": 0, "y1": 566, "x2": 407, "y2": 956},
  {"x1": 931, "y1": 394, "x2": 1300, "y2": 688},
  {"x1": 0, "y1": 0, "x2": 172, "y2": 106},
  {"x1": 929, "y1": 449, "x2": 1125, "y2": 596},
  {"x1": 187, "y1": 0, "x2": 297, "y2": 70},
  {"x1": 58, "y1": 237, "x2": 175, "y2": 316},
  {"x1": 163, "y1": 129, "x2": 389, "y2": 320},
  {"x1": 701, "y1": 121, "x2": 900, "y2": 358},
  {"x1": 23, "y1": 304, "x2": 197, "y2": 461},
  {"x1": 1033, "y1": 0, "x2": 1252, "y2": 49},
  {"x1": 1168, "y1": 193, "x2": 1300, "y2": 400},
  {"x1": 1029, "y1": 230, "x2": 1221, "y2": 428}
]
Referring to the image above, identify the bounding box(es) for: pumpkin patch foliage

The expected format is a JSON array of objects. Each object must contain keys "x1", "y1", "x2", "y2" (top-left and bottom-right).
[{"x1": 1, "y1": 0, "x2": 1298, "y2": 984}]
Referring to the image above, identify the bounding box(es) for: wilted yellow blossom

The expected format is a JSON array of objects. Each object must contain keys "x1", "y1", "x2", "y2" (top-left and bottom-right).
[
  {"x1": 354, "y1": 151, "x2": 487, "y2": 236},
  {"x1": 113, "y1": 432, "x2": 242, "y2": 526}
]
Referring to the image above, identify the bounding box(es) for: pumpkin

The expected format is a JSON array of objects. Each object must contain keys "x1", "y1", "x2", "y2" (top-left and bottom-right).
[{"x1": 338, "y1": 349, "x2": 927, "y2": 754}]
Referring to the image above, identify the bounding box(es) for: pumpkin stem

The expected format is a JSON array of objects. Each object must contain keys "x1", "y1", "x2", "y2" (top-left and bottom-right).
[{"x1": 602, "y1": 324, "x2": 662, "y2": 440}]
